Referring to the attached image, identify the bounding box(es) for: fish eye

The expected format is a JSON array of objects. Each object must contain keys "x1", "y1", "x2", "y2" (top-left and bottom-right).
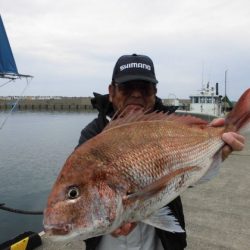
[{"x1": 67, "y1": 186, "x2": 80, "y2": 199}]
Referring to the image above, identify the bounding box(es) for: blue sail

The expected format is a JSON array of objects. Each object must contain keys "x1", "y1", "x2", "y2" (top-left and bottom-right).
[{"x1": 0, "y1": 15, "x2": 19, "y2": 76}]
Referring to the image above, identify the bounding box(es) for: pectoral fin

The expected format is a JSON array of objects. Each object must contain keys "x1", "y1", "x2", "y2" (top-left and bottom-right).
[
  {"x1": 123, "y1": 166, "x2": 199, "y2": 203},
  {"x1": 196, "y1": 151, "x2": 222, "y2": 184},
  {"x1": 142, "y1": 206, "x2": 185, "y2": 233}
]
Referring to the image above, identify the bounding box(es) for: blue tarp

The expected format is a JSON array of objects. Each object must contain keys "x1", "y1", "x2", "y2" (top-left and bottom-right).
[{"x1": 0, "y1": 15, "x2": 18, "y2": 75}]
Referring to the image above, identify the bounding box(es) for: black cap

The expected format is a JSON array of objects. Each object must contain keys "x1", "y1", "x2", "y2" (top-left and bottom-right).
[{"x1": 112, "y1": 54, "x2": 158, "y2": 84}]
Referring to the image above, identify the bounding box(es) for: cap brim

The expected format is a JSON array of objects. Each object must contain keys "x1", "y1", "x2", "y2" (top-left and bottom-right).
[{"x1": 114, "y1": 75, "x2": 158, "y2": 84}]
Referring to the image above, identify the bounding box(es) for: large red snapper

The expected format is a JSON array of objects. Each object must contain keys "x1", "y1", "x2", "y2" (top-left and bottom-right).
[{"x1": 43, "y1": 89, "x2": 250, "y2": 241}]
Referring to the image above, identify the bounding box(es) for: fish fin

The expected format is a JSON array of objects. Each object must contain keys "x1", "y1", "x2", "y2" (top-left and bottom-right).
[
  {"x1": 142, "y1": 206, "x2": 185, "y2": 233},
  {"x1": 123, "y1": 166, "x2": 199, "y2": 203},
  {"x1": 225, "y1": 88, "x2": 250, "y2": 133},
  {"x1": 196, "y1": 151, "x2": 222, "y2": 184},
  {"x1": 103, "y1": 109, "x2": 208, "y2": 131}
]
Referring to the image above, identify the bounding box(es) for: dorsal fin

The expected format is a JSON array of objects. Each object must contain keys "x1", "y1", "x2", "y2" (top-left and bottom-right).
[
  {"x1": 103, "y1": 109, "x2": 208, "y2": 131},
  {"x1": 224, "y1": 88, "x2": 250, "y2": 133}
]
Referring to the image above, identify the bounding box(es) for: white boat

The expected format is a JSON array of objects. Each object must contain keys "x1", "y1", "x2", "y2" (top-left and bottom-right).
[{"x1": 189, "y1": 82, "x2": 222, "y2": 117}]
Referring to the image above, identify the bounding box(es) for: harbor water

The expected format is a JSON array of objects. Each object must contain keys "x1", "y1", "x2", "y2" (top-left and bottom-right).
[{"x1": 0, "y1": 111, "x2": 97, "y2": 244}]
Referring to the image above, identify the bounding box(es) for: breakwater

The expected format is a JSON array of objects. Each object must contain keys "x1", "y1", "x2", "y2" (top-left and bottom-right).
[
  {"x1": 0, "y1": 97, "x2": 93, "y2": 111},
  {"x1": 0, "y1": 96, "x2": 191, "y2": 112}
]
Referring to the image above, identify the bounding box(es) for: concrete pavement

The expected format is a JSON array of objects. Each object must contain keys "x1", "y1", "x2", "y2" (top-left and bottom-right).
[{"x1": 182, "y1": 134, "x2": 250, "y2": 250}]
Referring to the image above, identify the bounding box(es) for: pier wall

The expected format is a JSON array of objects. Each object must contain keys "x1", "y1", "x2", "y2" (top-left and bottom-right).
[
  {"x1": 0, "y1": 97, "x2": 93, "y2": 111},
  {"x1": 0, "y1": 97, "x2": 190, "y2": 112}
]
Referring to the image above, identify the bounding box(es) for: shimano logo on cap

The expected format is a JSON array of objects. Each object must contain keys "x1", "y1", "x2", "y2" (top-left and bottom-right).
[
  {"x1": 112, "y1": 54, "x2": 158, "y2": 84},
  {"x1": 120, "y1": 63, "x2": 151, "y2": 71}
]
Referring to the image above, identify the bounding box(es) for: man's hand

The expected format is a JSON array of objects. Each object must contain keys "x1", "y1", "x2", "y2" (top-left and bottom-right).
[
  {"x1": 210, "y1": 118, "x2": 245, "y2": 160},
  {"x1": 111, "y1": 222, "x2": 137, "y2": 237}
]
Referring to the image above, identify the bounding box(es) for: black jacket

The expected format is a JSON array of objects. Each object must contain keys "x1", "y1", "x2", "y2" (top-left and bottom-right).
[{"x1": 77, "y1": 93, "x2": 187, "y2": 250}]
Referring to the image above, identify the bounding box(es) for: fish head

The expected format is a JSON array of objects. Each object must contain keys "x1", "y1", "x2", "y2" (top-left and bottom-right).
[{"x1": 43, "y1": 162, "x2": 126, "y2": 241}]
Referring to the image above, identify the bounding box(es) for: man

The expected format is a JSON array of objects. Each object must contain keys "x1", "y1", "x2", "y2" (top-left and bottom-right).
[{"x1": 77, "y1": 54, "x2": 245, "y2": 250}]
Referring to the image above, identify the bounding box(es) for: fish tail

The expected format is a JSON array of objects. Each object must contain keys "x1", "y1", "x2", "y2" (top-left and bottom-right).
[{"x1": 225, "y1": 88, "x2": 250, "y2": 133}]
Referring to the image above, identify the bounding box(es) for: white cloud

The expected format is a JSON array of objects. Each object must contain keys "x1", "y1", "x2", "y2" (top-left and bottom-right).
[{"x1": 1, "y1": 0, "x2": 250, "y2": 100}]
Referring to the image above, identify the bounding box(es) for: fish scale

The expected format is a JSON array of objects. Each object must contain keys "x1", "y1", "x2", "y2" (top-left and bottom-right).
[
  {"x1": 131, "y1": 139, "x2": 222, "y2": 220},
  {"x1": 104, "y1": 123, "x2": 219, "y2": 186}
]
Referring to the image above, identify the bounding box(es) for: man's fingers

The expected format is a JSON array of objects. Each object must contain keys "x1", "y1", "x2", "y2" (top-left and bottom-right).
[
  {"x1": 222, "y1": 132, "x2": 245, "y2": 151},
  {"x1": 221, "y1": 145, "x2": 233, "y2": 161},
  {"x1": 111, "y1": 228, "x2": 121, "y2": 237},
  {"x1": 209, "y1": 118, "x2": 225, "y2": 127},
  {"x1": 111, "y1": 223, "x2": 137, "y2": 237}
]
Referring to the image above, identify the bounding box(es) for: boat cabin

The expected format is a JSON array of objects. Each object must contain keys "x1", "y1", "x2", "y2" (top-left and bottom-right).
[{"x1": 189, "y1": 83, "x2": 222, "y2": 117}]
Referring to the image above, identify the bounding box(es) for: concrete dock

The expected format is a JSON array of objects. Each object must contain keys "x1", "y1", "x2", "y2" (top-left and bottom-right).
[
  {"x1": 182, "y1": 133, "x2": 250, "y2": 250},
  {"x1": 0, "y1": 97, "x2": 93, "y2": 111},
  {"x1": 38, "y1": 134, "x2": 250, "y2": 250}
]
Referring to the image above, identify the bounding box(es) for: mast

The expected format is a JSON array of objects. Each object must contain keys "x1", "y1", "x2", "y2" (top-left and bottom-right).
[
  {"x1": 0, "y1": 15, "x2": 33, "y2": 129},
  {"x1": 0, "y1": 15, "x2": 32, "y2": 80},
  {"x1": 224, "y1": 70, "x2": 228, "y2": 112}
]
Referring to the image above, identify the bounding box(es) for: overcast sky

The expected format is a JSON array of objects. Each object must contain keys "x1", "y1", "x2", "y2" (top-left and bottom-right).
[{"x1": 1, "y1": 0, "x2": 250, "y2": 100}]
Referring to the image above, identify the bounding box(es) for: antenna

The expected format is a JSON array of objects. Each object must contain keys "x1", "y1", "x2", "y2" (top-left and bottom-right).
[
  {"x1": 224, "y1": 70, "x2": 228, "y2": 113},
  {"x1": 201, "y1": 62, "x2": 204, "y2": 89}
]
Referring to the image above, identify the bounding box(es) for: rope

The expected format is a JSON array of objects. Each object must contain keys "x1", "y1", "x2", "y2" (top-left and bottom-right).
[
  {"x1": 0, "y1": 78, "x2": 14, "y2": 87},
  {"x1": 0, "y1": 203, "x2": 43, "y2": 215},
  {"x1": 0, "y1": 77, "x2": 32, "y2": 130}
]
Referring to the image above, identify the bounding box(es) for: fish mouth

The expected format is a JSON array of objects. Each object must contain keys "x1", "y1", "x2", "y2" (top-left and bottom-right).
[{"x1": 44, "y1": 223, "x2": 72, "y2": 236}]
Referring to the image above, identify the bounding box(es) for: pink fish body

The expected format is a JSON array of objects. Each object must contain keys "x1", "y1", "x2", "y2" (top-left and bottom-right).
[{"x1": 44, "y1": 89, "x2": 250, "y2": 241}]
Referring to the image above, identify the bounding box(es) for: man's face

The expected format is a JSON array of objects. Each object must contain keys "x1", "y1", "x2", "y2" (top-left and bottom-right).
[{"x1": 108, "y1": 80, "x2": 157, "y2": 113}]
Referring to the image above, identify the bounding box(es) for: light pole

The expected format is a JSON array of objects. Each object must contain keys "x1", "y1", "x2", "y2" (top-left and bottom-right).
[{"x1": 224, "y1": 70, "x2": 228, "y2": 113}]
